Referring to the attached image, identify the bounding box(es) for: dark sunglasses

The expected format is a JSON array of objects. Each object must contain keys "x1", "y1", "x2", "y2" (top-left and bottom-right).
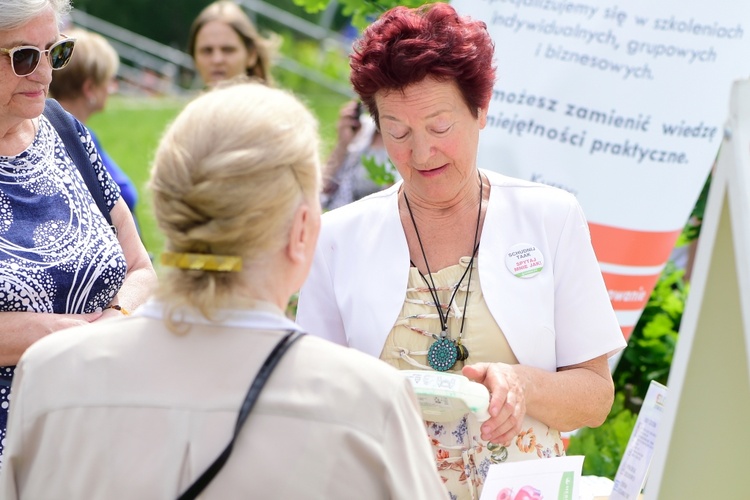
[{"x1": 0, "y1": 37, "x2": 76, "y2": 77}]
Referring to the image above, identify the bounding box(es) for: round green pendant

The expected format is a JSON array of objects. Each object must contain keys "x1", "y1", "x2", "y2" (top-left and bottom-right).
[{"x1": 427, "y1": 337, "x2": 458, "y2": 372}]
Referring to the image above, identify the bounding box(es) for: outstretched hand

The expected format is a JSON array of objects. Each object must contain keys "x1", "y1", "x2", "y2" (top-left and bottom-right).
[{"x1": 462, "y1": 362, "x2": 527, "y2": 445}]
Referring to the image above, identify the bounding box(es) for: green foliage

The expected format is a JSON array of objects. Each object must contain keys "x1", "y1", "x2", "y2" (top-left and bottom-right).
[
  {"x1": 613, "y1": 261, "x2": 687, "y2": 401},
  {"x1": 72, "y1": 0, "x2": 321, "y2": 49},
  {"x1": 566, "y1": 393, "x2": 637, "y2": 479},
  {"x1": 272, "y1": 33, "x2": 351, "y2": 154},
  {"x1": 88, "y1": 96, "x2": 186, "y2": 255},
  {"x1": 275, "y1": 35, "x2": 352, "y2": 88},
  {"x1": 73, "y1": 0, "x2": 210, "y2": 49},
  {"x1": 296, "y1": 0, "x2": 330, "y2": 13},
  {"x1": 362, "y1": 156, "x2": 396, "y2": 186},
  {"x1": 675, "y1": 172, "x2": 711, "y2": 247},
  {"x1": 293, "y1": 0, "x2": 440, "y2": 29},
  {"x1": 568, "y1": 259, "x2": 688, "y2": 478},
  {"x1": 89, "y1": 78, "x2": 348, "y2": 260}
]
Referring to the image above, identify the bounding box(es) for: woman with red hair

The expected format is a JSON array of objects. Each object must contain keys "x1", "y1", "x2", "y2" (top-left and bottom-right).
[{"x1": 297, "y1": 3, "x2": 626, "y2": 498}]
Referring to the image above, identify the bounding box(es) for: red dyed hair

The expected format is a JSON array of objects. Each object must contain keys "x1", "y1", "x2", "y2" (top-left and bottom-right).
[{"x1": 350, "y1": 2, "x2": 496, "y2": 126}]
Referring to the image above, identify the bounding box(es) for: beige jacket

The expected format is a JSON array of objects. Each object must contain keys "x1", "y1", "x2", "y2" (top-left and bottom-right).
[{"x1": 0, "y1": 301, "x2": 447, "y2": 500}]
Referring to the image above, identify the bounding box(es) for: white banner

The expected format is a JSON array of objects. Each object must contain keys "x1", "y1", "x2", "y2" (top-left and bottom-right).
[{"x1": 451, "y1": 0, "x2": 750, "y2": 338}]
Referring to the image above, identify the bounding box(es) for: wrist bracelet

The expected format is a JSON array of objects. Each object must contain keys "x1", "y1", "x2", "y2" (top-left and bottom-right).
[{"x1": 106, "y1": 304, "x2": 130, "y2": 316}]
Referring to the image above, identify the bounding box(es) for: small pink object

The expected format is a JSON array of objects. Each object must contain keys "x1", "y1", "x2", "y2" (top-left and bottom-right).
[
  {"x1": 497, "y1": 487, "x2": 514, "y2": 500},
  {"x1": 513, "y1": 485, "x2": 543, "y2": 500}
]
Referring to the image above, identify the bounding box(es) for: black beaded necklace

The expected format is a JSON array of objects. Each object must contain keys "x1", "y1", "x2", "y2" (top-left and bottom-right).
[{"x1": 404, "y1": 173, "x2": 483, "y2": 372}]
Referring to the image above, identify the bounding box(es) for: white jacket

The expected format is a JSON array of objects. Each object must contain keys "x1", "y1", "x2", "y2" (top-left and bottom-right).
[{"x1": 297, "y1": 170, "x2": 626, "y2": 372}]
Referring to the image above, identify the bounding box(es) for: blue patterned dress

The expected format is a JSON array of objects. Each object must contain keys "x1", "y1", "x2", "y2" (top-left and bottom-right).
[{"x1": 0, "y1": 115, "x2": 125, "y2": 461}]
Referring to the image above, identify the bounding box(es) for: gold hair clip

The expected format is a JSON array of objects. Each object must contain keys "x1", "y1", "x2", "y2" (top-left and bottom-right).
[{"x1": 160, "y1": 252, "x2": 242, "y2": 272}]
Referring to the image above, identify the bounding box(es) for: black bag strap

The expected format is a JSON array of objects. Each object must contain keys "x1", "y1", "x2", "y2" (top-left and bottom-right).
[
  {"x1": 177, "y1": 329, "x2": 306, "y2": 500},
  {"x1": 43, "y1": 98, "x2": 114, "y2": 229}
]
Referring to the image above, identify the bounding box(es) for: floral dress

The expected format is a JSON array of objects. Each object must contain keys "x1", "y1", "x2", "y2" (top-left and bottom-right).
[
  {"x1": 0, "y1": 115, "x2": 125, "y2": 461},
  {"x1": 379, "y1": 257, "x2": 565, "y2": 500}
]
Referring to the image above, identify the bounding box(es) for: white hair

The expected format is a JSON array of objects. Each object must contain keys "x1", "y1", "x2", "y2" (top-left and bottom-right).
[{"x1": 0, "y1": 0, "x2": 71, "y2": 31}]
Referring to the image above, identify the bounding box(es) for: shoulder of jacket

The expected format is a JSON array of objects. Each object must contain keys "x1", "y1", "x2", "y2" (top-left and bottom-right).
[
  {"x1": 300, "y1": 336, "x2": 407, "y2": 393},
  {"x1": 484, "y1": 169, "x2": 579, "y2": 207}
]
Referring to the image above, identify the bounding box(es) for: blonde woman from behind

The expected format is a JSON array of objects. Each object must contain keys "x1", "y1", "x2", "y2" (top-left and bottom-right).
[{"x1": 0, "y1": 82, "x2": 447, "y2": 499}]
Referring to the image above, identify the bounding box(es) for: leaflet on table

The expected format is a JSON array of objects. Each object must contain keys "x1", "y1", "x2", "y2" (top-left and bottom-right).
[
  {"x1": 479, "y1": 455, "x2": 584, "y2": 500},
  {"x1": 609, "y1": 380, "x2": 668, "y2": 500}
]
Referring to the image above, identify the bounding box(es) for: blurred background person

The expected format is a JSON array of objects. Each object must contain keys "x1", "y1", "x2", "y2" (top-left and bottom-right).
[
  {"x1": 187, "y1": 0, "x2": 278, "y2": 87},
  {"x1": 0, "y1": 80, "x2": 448, "y2": 500},
  {"x1": 321, "y1": 99, "x2": 394, "y2": 211},
  {"x1": 49, "y1": 27, "x2": 141, "y2": 228},
  {"x1": 0, "y1": 0, "x2": 155, "y2": 462}
]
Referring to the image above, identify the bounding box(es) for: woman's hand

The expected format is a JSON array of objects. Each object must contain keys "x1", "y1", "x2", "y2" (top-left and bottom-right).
[
  {"x1": 0, "y1": 311, "x2": 103, "y2": 366},
  {"x1": 97, "y1": 307, "x2": 127, "y2": 322},
  {"x1": 462, "y1": 362, "x2": 527, "y2": 445},
  {"x1": 464, "y1": 355, "x2": 614, "y2": 440},
  {"x1": 35, "y1": 312, "x2": 104, "y2": 334}
]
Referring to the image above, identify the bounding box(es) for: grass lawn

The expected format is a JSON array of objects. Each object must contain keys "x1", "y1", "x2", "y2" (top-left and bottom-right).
[{"x1": 88, "y1": 90, "x2": 348, "y2": 265}]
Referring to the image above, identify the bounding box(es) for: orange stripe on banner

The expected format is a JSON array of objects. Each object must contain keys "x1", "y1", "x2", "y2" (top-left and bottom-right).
[
  {"x1": 620, "y1": 325, "x2": 634, "y2": 342},
  {"x1": 589, "y1": 223, "x2": 682, "y2": 267},
  {"x1": 602, "y1": 272, "x2": 662, "y2": 311}
]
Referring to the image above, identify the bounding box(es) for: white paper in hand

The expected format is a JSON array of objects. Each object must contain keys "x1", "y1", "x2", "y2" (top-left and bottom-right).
[{"x1": 403, "y1": 370, "x2": 491, "y2": 422}]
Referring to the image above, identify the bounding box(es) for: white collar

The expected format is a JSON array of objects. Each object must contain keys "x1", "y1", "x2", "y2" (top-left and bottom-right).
[{"x1": 135, "y1": 298, "x2": 302, "y2": 332}]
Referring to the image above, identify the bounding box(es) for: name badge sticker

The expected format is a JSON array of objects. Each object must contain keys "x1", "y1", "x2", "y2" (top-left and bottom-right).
[{"x1": 505, "y1": 243, "x2": 544, "y2": 278}]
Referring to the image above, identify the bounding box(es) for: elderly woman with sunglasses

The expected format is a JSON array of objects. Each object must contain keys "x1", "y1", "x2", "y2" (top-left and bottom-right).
[{"x1": 0, "y1": 0, "x2": 156, "y2": 462}]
